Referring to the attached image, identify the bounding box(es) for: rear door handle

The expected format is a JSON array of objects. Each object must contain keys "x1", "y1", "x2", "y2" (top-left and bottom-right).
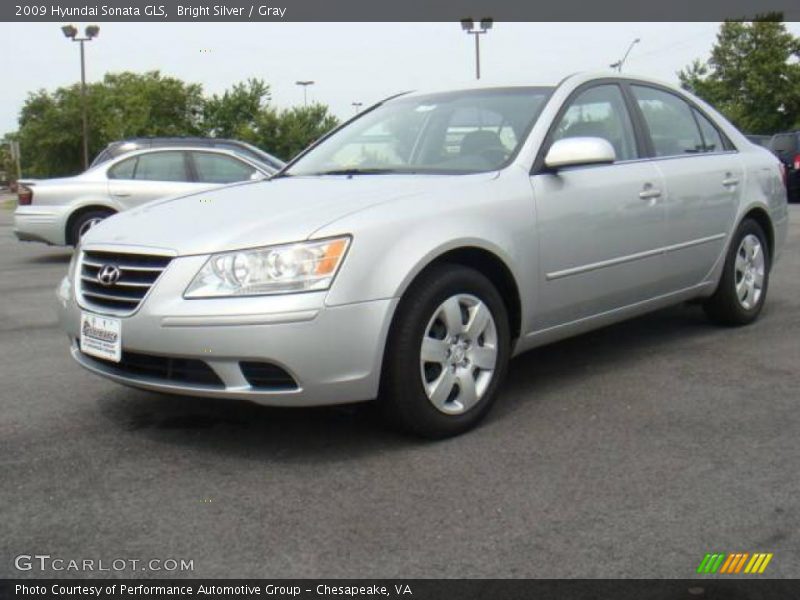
[{"x1": 722, "y1": 177, "x2": 740, "y2": 187}]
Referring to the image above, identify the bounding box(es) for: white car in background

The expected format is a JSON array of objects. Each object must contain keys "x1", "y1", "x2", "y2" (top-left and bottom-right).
[{"x1": 13, "y1": 147, "x2": 272, "y2": 246}]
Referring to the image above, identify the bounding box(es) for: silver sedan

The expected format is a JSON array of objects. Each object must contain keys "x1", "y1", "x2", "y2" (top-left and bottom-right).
[
  {"x1": 14, "y1": 147, "x2": 272, "y2": 246},
  {"x1": 57, "y1": 72, "x2": 789, "y2": 438}
]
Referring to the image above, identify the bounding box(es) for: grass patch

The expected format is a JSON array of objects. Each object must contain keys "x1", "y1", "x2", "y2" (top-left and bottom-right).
[{"x1": 1, "y1": 196, "x2": 17, "y2": 210}]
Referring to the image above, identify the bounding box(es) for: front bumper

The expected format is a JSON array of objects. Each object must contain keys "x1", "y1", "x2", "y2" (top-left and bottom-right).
[
  {"x1": 57, "y1": 252, "x2": 397, "y2": 406},
  {"x1": 14, "y1": 206, "x2": 67, "y2": 245}
]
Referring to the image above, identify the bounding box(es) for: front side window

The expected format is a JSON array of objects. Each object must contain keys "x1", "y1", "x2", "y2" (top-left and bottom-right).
[
  {"x1": 551, "y1": 84, "x2": 638, "y2": 162},
  {"x1": 285, "y1": 88, "x2": 553, "y2": 175},
  {"x1": 632, "y1": 86, "x2": 705, "y2": 157},
  {"x1": 192, "y1": 152, "x2": 257, "y2": 184},
  {"x1": 133, "y1": 151, "x2": 189, "y2": 182}
]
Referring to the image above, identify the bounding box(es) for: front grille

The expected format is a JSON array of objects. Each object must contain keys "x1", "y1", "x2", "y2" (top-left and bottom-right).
[
  {"x1": 240, "y1": 361, "x2": 298, "y2": 390},
  {"x1": 81, "y1": 346, "x2": 224, "y2": 388},
  {"x1": 78, "y1": 251, "x2": 172, "y2": 314}
]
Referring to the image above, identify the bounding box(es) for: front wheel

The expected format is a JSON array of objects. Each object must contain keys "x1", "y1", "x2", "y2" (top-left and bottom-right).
[
  {"x1": 703, "y1": 218, "x2": 770, "y2": 326},
  {"x1": 380, "y1": 264, "x2": 511, "y2": 438}
]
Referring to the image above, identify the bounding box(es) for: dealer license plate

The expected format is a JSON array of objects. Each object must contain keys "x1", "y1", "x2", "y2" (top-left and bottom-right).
[{"x1": 80, "y1": 312, "x2": 122, "y2": 363}]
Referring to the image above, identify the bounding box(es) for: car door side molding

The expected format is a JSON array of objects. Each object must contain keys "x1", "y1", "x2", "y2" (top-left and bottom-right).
[{"x1": 545, "y1": 233, "x2": 727, "y2": 281}]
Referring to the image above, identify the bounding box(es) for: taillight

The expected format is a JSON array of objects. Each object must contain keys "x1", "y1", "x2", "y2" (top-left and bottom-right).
[
  {"x1": 793, "y1": 154, "x2": 800, "y2": 171},
  {"x1": 17, "y1": 185, "x2": 33, "y2": 206}
]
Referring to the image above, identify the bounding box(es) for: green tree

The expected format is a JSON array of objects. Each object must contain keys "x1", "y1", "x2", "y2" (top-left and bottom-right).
[
  {"x1": 15, "y1": 71, "x2": 205, "y2": 177},
  {"x1": 679, "y1": 15, "x2": 800, "y2": 134},
  {"x1": 8, "y1": 72, "x2": 340, "y2": 177},
  {"x1": 255, "y1": 103, "x2": 340, "y2": 160},
  {"x1": 204, "y1": 78, "x2": 270, "y2": 140}
]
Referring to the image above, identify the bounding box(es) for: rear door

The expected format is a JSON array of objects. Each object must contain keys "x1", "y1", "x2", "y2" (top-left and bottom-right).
[
  {"x1": 106, "y1": 150, "x2": 199, "y2": 208},
  {"x1": 629, "y1": 84, "x2": 741, "y2": 290}
]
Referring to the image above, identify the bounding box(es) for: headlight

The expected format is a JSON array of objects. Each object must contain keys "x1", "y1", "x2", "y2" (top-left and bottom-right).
[{"x1": 184, "y1": 236, "x2": 351, "y2": 298}]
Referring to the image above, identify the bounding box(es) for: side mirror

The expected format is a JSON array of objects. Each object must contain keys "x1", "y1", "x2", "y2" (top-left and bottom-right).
[{"x1": 544, "y1": 137, "x2": 616, "y2": 170}]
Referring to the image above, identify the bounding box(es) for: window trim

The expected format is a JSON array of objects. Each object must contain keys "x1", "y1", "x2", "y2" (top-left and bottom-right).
[
  {"x1": 625, "y1": 82, "x2": 737, "y2": 160},
  {"x1": 531, "y1": 79, "x2": 647, "y2": 175}
]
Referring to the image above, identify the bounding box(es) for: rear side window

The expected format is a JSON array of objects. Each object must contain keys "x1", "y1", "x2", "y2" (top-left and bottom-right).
[
  {"x1": 552, "y1": 84, "x2": 638, "y2": 161},
  {"x1": 192, "y1": 152, "x2": 257, "y2": 184},
  {"x1": 133, "y1": 151, "x2": 189, "y2": 182},
  {"x1": 632, "y1": 85, "x2": 705, "y2": 157},
  {"x1": 693, "y1": 109, "x2": 725, "y2": 153},
  {"x1": 107, "y1": 157, "x2": 137, "y2": 179}
]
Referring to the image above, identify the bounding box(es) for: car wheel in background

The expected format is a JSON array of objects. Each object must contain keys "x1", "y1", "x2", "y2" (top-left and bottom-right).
[
  {"x1": 703, "y1": 218, "x2": 770, "y2": 326},
  {"x1": 380, "y1": 264, "x2": 511, "y2": 439},
  {"x1": 69, "y1": 209, "x2": 115, "y2": 246}
]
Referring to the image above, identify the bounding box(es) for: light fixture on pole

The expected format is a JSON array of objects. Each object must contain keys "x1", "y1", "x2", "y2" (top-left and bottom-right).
[
  {"x1": 460, "y1": 17, "x2": 493, "y2": 80},
  {"x1": 352, "y1": 102, "x2": 363, "y2": 115},
  {"x1": 609, "y1": 37, "x2": 640, "y2": 72},
  {"x1": 62, "y1": 24, "x2": 99, "y2": 171},
  {"x1": 295, "y1": 80, "x2": 315, "y2": 106}
]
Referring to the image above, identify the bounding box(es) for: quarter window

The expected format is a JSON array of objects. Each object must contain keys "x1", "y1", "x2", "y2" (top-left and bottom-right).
[
  {"x1": 107, "y1": 157, "x2": 137, "y2": 180},
  {"x1": 632, "y1": 86, "x2": 705, "y2": 157},
  {"x1": 552, "y1": 84, "x2": 638, "y2": 162},
  {"x1": 192, "y1": 152, "x2": 258, "y2": 184},
  {"x1": 693, "y1": 109, "x2": 725, "y2": 153}
]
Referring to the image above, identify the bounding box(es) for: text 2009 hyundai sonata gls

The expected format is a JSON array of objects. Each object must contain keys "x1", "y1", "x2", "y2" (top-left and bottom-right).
[{"x1": 57, "y1": 72, "x2": 788, "y2": 438}]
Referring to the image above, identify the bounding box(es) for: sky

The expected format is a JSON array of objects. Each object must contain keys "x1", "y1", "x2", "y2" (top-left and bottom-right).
[{"x1": 2, "y1": 21, "x2": 799, "y2": 136}]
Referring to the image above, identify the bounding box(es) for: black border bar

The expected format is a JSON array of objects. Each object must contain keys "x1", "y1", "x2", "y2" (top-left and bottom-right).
[
  {"x1": 3, "y1": 580, "x2": 800, "y2": 600},
  {"x1": 4, "y1": 0, "x2": 800, "y2": 22}
]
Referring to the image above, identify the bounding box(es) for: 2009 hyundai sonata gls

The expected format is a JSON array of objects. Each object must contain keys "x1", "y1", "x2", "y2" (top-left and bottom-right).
[{"x1": 58, "y1": 72, "x2": 788, "y2": 438}]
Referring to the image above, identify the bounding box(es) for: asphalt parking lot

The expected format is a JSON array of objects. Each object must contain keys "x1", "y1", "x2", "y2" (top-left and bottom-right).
[{"x1": 1, "y1": 201, "x2": 798, "y2": 579}]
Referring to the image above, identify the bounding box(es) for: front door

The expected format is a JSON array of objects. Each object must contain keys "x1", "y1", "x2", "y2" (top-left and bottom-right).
[{"x1": 530, "y1": 83, "x2": 669, "y2": 331}]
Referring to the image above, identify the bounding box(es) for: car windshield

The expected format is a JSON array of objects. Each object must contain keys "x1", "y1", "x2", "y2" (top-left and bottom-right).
[{"x1": 285, "y1": 88, "x2": 554, "y2": 176}]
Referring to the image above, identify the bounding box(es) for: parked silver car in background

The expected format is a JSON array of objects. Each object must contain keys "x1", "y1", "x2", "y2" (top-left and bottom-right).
[
  {"x1": 14, "y1": 147, "x2": 273, "y2": 246},
  {"x1": 57, "y1": 72, "x2": 788, "y2": 438}
]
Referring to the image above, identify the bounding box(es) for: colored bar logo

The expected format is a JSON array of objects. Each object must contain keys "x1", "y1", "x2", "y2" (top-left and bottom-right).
[{"x1": 697, "y1": 552, "x2": 773, "y2": 574}]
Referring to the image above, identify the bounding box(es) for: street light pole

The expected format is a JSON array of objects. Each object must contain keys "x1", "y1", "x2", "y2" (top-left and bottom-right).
[
  {"x1": 79, "y1": 39, "x2": 88, "y2": 170},
  {"x1": 461, "y1": 18, "x2": 493, "y2": 80},
  {"x1": 352, "y1": 102, "x2": 363, "y2": 115},
  {"x1": 609, "y1": 37, "x2": 640, "y2": 73},
  {"x1": 295, "y1": 80, "x2": 315, "y2": 107},
  {"x1": 62, "y1": 24, "x2": 99, "y2": 171}
]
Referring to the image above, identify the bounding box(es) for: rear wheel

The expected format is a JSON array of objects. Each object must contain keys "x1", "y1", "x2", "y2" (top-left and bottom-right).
[
  {"x1": 380, "y1": 264, "x2": 511, "y2": 438},
  {"x1": 703, "y1": 218, "x2": 770, "y2": 325},
  {"x1": 69, "y1": 209, "x2": 114, "y2": 246}
]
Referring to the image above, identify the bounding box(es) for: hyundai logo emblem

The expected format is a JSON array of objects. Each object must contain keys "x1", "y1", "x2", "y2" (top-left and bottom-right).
[{"x1": 97, "y1": 264, "x2": 121, "y2": 286}]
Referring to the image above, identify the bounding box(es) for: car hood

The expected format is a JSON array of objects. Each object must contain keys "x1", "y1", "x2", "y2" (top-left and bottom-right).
[{"x1": 81, "y1": 174, "x2": 497, "y2": 256}]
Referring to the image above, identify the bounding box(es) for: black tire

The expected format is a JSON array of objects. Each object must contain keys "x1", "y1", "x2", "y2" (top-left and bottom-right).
[
  {"x1": 380, "y1": 263, "x2": 511, "y2": 439},
  {"x1": 69, "y1": 209, "x2": 114, "y2": 246},
  {"x1": 703, "y1": 218, "x2": 770, "y2": 326}
]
